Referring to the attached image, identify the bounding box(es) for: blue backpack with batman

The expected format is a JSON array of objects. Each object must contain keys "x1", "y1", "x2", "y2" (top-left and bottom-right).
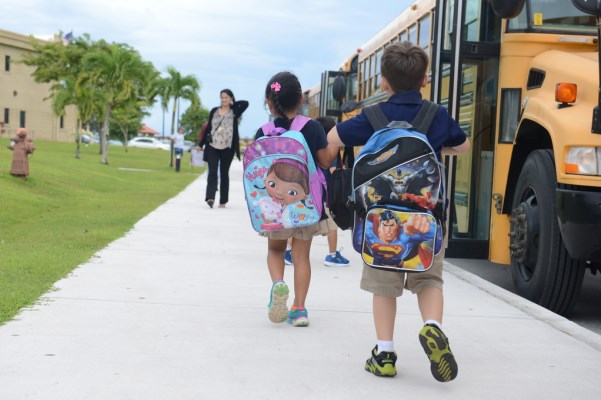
[{"x1": 351, "y1": 101, "x2": 445, "y2": 273}]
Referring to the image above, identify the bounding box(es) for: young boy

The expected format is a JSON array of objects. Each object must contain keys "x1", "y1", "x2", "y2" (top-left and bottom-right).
[{"x1": 325, "y1": 41, "x2": 470, "y2": 382}]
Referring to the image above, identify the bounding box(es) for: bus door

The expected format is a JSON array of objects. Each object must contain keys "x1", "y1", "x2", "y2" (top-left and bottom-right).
[
  {"x1": 320, "y1": 70, "x2": 345, "y2": 120},
  {"x1": 432, "y1": 0, "x2": 502, "y2": 258}
]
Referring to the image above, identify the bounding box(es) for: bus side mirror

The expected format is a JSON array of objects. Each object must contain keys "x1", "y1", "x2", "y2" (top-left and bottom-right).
[
  {"x1": 332, "y1": 76, "x2": 346, "y2": 103},
  {"x1": 490, "y1": 0, "x2": 526, "y2": 19},
  {"x1": 572, "y1": 0, "x2": 601, "y2": 16}
]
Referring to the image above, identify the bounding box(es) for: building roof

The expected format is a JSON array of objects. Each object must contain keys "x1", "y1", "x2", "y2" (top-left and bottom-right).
[{"x1": 139, "y1": 124, "x2": 159, "y2": 135}]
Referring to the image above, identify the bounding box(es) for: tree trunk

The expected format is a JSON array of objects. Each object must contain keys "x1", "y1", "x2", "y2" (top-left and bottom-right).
[
  {"x1": 75, "y1": 119, "x2": 81, "y2": 159},
  {"x1": 101, "y1": 104, "x2": 111, "y2": 164}
]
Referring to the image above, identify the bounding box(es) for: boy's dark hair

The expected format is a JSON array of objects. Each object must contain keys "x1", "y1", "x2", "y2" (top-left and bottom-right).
[
  {"x1": 316, "y1": 116, "x2": 336, "y2": 133},
  {"x1": 381, "y1": 41, "x2": 428, "y2": 92},
  {"x1": 265, "y1": 71, "x2": 302, "y2": 122}
]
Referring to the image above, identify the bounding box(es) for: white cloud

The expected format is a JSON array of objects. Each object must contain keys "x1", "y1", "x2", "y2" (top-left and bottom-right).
[{"x1": 5, "y1": 0, "x2": 413, "y2": 137}]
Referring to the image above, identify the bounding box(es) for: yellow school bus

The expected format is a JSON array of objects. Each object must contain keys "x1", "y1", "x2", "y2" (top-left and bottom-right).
[{"x1": 316, "y1": 0, "x2": 601, "y2": 315}]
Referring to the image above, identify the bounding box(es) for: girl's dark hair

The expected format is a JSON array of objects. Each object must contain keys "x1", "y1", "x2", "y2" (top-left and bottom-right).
[
  {"x1": 221, "y1": 88, "x2": 235, "y2": 103},
  {"x1": 265, "y1": 71, "x2": 302, "y2": 123}
]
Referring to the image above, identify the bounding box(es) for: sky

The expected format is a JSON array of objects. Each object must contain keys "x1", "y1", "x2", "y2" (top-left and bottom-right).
[{"x1": 4, "y1": 0, "x2": 413, "y2": 138}]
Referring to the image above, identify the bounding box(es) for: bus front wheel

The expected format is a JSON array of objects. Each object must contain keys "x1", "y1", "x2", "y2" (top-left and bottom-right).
[{"x1": 509, "y1": 149, "x2": 584, "y2": 316}]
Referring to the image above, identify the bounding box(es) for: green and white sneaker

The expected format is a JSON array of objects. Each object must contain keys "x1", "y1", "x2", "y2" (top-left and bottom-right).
[
  {"x1": 419, "y1": 324, "x2": 458, "y2": 382},
  {"x1": 267, "y1": 280, "x2": 289, "y2": 323},
  {"x1": 365, "y1": 346, "x2": 397, "y2": 377}
]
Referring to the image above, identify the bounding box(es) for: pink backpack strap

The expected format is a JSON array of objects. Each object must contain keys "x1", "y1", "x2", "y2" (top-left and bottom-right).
[
  {"x1": 290, "y1": 115, "x2": 311, "y2": 132},
  {"x1": 261, "y1": 115, "x2": 311, "y2": 136},
  {"x1": 261, "y1": 121, "x2": 277, "y2": 136}
]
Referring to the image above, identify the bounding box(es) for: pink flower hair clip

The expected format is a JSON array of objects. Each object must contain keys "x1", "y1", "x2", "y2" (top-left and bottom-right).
[{"x1": 270, "y1": 82, "x2": 281, "y2": 92}]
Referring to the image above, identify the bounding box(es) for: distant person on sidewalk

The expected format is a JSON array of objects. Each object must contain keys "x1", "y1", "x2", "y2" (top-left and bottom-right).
[
  {"x1": 171, "y1": 127, "x2": 186, "y2": 171},
  {"x1": 325, "y1": 42, "x2": 469, "y2": 381},
  {"x1": 199, "y1": 89, "x2": 248, "y2": 209},
  {"x1": 284, "y1": 116, "x2": 349, "y2": 268},
  {"x1": 256, "y1": 71, "x2": 330, "y2": 327},
  {"x1": 8, "y1": 128, "x2": 36, "y2": 178}
]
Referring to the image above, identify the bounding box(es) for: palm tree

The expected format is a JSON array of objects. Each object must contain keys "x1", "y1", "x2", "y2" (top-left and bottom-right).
[
  {"x1": 79, "y1": 42, "x2": 156, "y2": 164},
  {"x1": 163, "y1": 66, "x2": 200, "y2": 166},
  {"x1": 23, "y1": 33, "x2": 104, "y2": 159}
]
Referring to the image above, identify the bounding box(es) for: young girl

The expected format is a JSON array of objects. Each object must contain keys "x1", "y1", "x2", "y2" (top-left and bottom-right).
[{"x1": 255, "y1": 71, "x2": 330, "y2": 327}]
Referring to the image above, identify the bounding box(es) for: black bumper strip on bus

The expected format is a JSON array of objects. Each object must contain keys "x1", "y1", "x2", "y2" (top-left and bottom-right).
[{"x1": 556, "y1": 188, "x2": 601, "y2": 262}]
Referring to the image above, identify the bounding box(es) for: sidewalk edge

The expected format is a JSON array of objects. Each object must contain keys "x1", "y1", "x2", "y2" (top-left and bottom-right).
[{"x1": 444, "y1": 261, "x2": 601, "y2": 352}]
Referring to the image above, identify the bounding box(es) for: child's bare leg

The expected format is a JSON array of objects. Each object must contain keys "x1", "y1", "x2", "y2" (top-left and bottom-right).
[
  {"x1": 373, "y1": 294, "x2": 396, "y2": 340},
  {"x1": 267, "y1": 238, "x2": 287, "y2": 281},
  {"x1": 327, "y1": 229, "x2": 337, "y2": 253},
  {"x1": 416, "y1": 287, "x2": 443, "y2": 323},
  {"x1": 290, "y1": 237, "x2": 312, "y2": 307}
]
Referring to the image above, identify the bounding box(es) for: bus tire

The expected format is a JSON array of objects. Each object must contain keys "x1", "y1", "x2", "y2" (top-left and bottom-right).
[{"x1": 509, "y1": 149, "x2": 585, "y2": 316}]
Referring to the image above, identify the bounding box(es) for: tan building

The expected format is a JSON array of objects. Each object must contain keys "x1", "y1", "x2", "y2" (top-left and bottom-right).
[{"x1": 0, "y1": 28, "x2": 77, "y2": 141}]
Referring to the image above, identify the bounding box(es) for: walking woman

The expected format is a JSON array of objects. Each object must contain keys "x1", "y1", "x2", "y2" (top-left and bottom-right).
[{"x1": 199, "y1": 89, "x2": 248, "y2": 208}]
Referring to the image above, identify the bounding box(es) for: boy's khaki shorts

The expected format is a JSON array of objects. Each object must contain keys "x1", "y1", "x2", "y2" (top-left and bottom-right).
[
  {"x1": 324, "y1": 206, "x2": 338, "y2": 231},
  {"x1": 360, "y1": 247, "x2": 445, "y2": 297}
]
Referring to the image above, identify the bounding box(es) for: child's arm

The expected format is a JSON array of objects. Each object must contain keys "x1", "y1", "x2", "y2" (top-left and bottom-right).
[
  {"x1": 323, "y1": 126, "x2": 344, "y2": 168},
  {"x1": 316, "y1": 147, "x2": 331, "y2": 170},
  {"x1": 441, "y1": 138, "x2": 470, "y2": 156}
]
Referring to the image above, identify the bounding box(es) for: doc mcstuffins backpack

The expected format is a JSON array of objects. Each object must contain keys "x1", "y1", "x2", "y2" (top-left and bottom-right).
[{"x1": 243, "y1": 115, "x2": 327, "y2": 233}]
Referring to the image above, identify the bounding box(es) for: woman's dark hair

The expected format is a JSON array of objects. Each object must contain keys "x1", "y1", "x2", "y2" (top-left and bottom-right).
[
  {"x1": 265, "y1": 71, "x2": 302, "y2": 122},
  {"x1": 221, "y1": 88, "x2": 235, "y2": 103}
]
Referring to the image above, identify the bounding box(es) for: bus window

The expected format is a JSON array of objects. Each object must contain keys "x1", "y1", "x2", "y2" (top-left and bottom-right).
[
  {"x1": 507, "y1": 0, "x2": 596, "y2": 33},
  {"x1": 464, "y1": 0, "x2": 480, "y2": 41},
  {"x1": 360, "y1": 60, "x2": 368, "y2": 100},
  {"x1": 507, "y1": 6, "x2": 528, "y2": 30},
  {"x1": 370, "y1": 54, "x2": 376, "y2": 96},
  {"x1": 374, "y1": 48, "x2": 383, "y2": 94},
  {"x1": 399, "y1": 31, "x2": 408, "y2": 43},
  {"x1": 418, "y1": 14, "x2": 431, "y2": 53},
  {"x1": 444, "y1": 0, "x2": 455, "y2": 50},
  {"x1": 408, "y1": 23, "x2": 417, "y2": 43}
]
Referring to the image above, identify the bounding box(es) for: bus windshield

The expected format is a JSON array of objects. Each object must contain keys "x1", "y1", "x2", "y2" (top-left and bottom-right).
[{"x1": 508, "y1": 0, "x2": 597, "y2": 34}]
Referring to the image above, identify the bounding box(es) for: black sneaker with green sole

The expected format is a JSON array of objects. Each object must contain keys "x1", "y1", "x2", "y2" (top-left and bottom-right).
[
  {"x1": 419, "y1": 324, "x2": 458, "y2": 382},
  {"x1": 365, "y1": 346, "x2": 397, "y2": 377}
]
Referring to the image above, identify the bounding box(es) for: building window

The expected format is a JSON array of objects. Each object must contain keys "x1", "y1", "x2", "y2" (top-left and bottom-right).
[
  {"x1": 60, "y1": 115, "x2": 64, "y2": 129},
  {"x1": 4, "y1": 55, "x2": 9, "y2": 71},
  {"x1": 4, "y1": 108, "x2": 9, "y2": 124},
  {"x1": 20, "y1": 111, "x2": 25, "y2": 128}
]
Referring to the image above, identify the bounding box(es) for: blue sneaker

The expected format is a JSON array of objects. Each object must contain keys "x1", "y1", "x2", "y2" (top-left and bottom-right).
[
  {"x1": 268, "y1": 280, "x2": 289, "y2": 323},
  {"x1": 324, "y1": 249, "x2": 350, "y2": 267},
  {"x1": 284, "y1": 249, "x2": 293, "y2": 265},
  {"x1": 287, "y1": 307, "x2": 309, "y2": 327}
]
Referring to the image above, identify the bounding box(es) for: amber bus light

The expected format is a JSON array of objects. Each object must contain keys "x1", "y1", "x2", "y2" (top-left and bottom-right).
[{"x1": 555, "y1": 83, "x2": 577, "y2": 104}]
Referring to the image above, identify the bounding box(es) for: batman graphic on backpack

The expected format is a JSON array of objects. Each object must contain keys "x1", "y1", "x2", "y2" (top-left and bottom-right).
[{"x1": 243, "y1": 115, "x2": 327, "y2": 233}]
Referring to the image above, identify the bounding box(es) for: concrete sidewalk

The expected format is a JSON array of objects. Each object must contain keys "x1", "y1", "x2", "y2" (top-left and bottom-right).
[{"x1": 1, "y1": 160, "x2": 600, "y2": 400}]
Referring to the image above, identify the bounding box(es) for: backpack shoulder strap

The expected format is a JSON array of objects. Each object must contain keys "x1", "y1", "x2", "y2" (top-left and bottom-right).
[
  {"x1": 261, "y1": 121, "x2": 277, "y2": 136},
  {"x1": 363, "y1": 105, "x2": 390, "y2": 131},
  {"x1": 289, "y1": 115, "x2": 311, "y2": 132},
  {"x1": 411, "y1": 100, "x2": 440, "y2": 134}
]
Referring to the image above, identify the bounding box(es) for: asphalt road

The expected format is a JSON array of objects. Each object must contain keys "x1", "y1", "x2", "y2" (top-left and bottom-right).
[{"x1": 448, "y1": 258, "x2": 601, "y2": 335}]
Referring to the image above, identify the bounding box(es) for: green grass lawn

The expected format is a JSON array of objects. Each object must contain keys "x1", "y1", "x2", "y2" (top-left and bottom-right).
[{"x1": 0, "y1": 137, "x2": 203, "y2": 325}]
